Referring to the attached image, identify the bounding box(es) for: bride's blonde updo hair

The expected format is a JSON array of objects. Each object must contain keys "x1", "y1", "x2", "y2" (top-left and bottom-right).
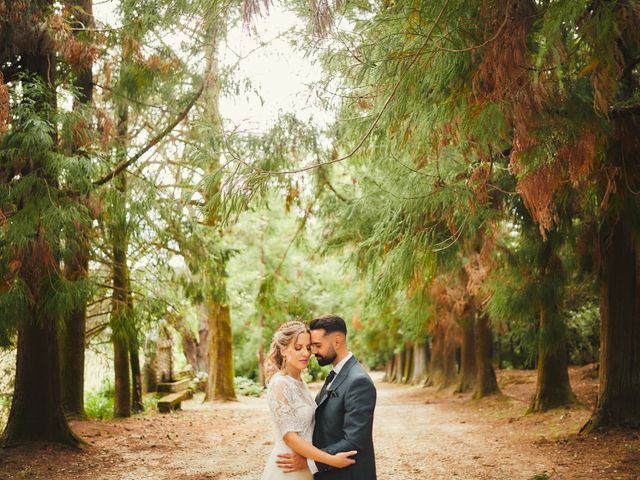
[{"x1": 265, "y1": 320, "x2": 310, "y2": 383}]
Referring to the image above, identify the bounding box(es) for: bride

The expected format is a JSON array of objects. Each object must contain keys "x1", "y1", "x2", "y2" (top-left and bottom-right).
[{"x1": 261, "y1": 320, "x2": 356, "y2": 479}]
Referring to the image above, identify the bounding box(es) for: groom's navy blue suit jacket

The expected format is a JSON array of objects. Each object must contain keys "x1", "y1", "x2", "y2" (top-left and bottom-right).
[{"x1": 313, "y1": 355, "x2": 377, "y2": 480}]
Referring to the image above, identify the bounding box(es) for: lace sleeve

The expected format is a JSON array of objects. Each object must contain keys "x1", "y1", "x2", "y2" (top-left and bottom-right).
[{"x1": 267, "y1": 376, "x2": 307, "y2": 438}]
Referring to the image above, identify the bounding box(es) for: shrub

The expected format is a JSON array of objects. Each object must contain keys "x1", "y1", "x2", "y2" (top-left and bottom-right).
[
  {"x1": 84, "y1": 380, "x2": 114, "y2": 419},
  {"x1": 566, "y1": 303, "x2": 599, "y2": 365},
  {"x1": 234, "y1": 376, "x2": 265, "y2": 397}
]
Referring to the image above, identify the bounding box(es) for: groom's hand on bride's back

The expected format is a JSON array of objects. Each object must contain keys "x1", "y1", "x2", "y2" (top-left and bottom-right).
[{"x1": 276, "y1": 452, "x2": 307, "y2": 473}]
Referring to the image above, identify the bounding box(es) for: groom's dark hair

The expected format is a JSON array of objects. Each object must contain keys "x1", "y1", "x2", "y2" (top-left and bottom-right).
[{"x1": 309, "y1": 314, "x2": 347, "y2": 336}]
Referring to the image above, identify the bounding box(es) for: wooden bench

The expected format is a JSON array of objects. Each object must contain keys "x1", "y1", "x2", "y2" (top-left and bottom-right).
[
  {"x1": 157, "y1": 378, "x2": 191, "y2": 393},
  {"x1": 157, "y1": 390, "x2": 191, "y2": 413}
]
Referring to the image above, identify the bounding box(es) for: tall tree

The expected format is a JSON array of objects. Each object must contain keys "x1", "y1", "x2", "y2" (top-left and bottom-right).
[
  {"x1": 203, "y1": 25, "x2": 236, "y2": 401},
  {"x1": 59, "y1": 0, "x2": 95, "y2": 419},
  {"x1": 0, "y1": 0, "x2": 90, "y2": 446}
]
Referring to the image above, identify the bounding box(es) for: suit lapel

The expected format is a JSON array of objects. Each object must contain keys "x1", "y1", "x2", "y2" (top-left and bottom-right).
[{"x1": 316, "y1": 356, "x2": 358, "y2": 407}]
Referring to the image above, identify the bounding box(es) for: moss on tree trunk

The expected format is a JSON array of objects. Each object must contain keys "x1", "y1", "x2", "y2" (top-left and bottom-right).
[{"x1": 205, "y1": 303, "x2": 236, "y2": 401}]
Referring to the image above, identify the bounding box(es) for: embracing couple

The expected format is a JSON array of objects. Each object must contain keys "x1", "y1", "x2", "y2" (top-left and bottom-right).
[{"x1": 261, "y1": 314, "x2": 377, "y2": 480}]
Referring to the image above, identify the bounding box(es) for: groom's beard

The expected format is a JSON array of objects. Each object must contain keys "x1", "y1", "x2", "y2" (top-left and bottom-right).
[{"x1": 315, "y1": 349, "x2": 337, "y2": 367}]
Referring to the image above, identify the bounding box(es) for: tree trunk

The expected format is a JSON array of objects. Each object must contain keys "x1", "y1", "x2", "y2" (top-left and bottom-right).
[
  {"x1": 583, "y1": 217, "x2": 640, "y2": 430},
  {"x1": 473, "y1": 313, "x2": 499, "y2": 399},
  {"x1": 205, "y1": 303, "x2": 236, "y2": 401},
  {"x1": 200, "y1": 284, "x2": 235, "y2": 401},
  {"x1": 143, "y1": 338, "x2": 158, "y2": 393},
  {"x1": 130, "y1": 339, "x2": 143, "y2": 414},
  {"x1": 428, "y1": 322, "x2": 458, "y2": 388},
  {"x1": 528, "y1": 304, "x2": 574, "y2": 412},
  {"x1": 402, "y1": 345, "x2": 413, "y2": 384},
  {"x1": 582, "y1": 99, "x2": 640, "y2": 430},
  {"x1": 172, "y1": 308, "x2": 208, "y2": 376},
  {"x1": 156, "y1": 325, "x2": 174, "y2": 383},
  {"x1": 496, "y1": 329, "x2": 503, "y2": 370},
  {"x1": 427, "y1": 328, "x2": 443, "y2": 387},
  {"x1": 112, "y1": 334, "x2": 130, "y2": 418},
  {"x1": 111, "y1": 167, "x2": 131, "y2": 418},
  {"x1": 59, "y1": 251, "x2": 87, "y2": 418},
  {"x1": 529, "y1": 239, "x2": 574, "y2": 412},
  {"x1": 411, "y1": 340, "x2": 430, "y2": 385},
  {"x1": 2, "y1": 287, "x2": 80, "y2": 446},
  {"x1": 400, "y1": 343, "x2": 413, "y2": 383},
  {"x1": 201, "y1": 29, "x2": 235, "y2": 402},
  {"x1": 442, "y1": 324, "x2": 458, "y2": 388},
  {"x1": 384, "y1": 357, "x2": 394, "y2": 382},
  {"x1": 390, "y1": 350, "x2": 403, "y2": 383},
  {"x1": 456, "y1": 318, "x2": 476, "y2": 393}
]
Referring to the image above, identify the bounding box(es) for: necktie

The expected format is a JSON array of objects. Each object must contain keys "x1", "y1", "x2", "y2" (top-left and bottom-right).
[{"x1": 324, "y1": 370, "x2": 337, "y2": 388}]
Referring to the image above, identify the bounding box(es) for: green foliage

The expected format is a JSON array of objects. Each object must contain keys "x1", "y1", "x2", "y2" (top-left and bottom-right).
[
  {"x1": 566, "y1": 303, "x2": 600, "y2": 365},
  {"x1": 0, "y1": 76, "x2": 94, "y2": 346},
  {"x1": 305, "y1": 355, "x2": 331, "y2": 382},
  {"x1": 528, "y1": 474, "x2": 551, "y2": 480},
  {"x1": 234, "y1": 376, "x2": 264, "y2": 397},
  {"x1": 84, "y1": 380, "x2": 115, "y2": 420},
  {"x1": 225, "y1": 193, "x2": 365, "y2": 378},
  {"x1": 143, "y1": 394, "x2": 158, "y2": 411}
]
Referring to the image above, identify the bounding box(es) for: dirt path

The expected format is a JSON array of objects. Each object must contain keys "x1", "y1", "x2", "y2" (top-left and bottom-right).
[{"x1": 1, "y1": 368, "x2": 639, "y2": 480}]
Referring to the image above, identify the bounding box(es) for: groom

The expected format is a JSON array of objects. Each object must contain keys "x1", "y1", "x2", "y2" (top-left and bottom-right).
[{"x1": 277, "y1": 314, "x2": 377, "y2": 479}]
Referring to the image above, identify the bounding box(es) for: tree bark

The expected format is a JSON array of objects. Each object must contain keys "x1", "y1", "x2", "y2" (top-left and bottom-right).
[
  {"x1": 411, "y1": 340, "x2": 430, "y2": 385},
  {"x1": 389, "y1": 350, "x2": 402, "y2": 383},
  {"x1": 111, "y1": 151, "x2": 131, "y2": 418},
  {"x1": 112, "y1": 333, "x2": 130, "y2": 418},
  {"x1": 583, "y1": 217, "x2": 640, "y2": 430},
  {"x1": 171, "y1": 307, "x2": 208, "y2": 376},
  {"x1": 456, "y1": 318, "x2": 476, "y2": 394},
  {"x1": 582, "y1": 89, "x2": 640, "y2": 430},
  {"x1": 442, "y1": 325, "x2": 458, "y2": 388},
  {"x1": 130, "y1": 339, "x2": 143, "y2": 414},
  {"x1": 142, "y1": 337, "x2": 158, "y2": 393},
  {"x1": 428, "y1": 322, "x2": 458, "y2": 388},
  {"x1": 529, "y1": 240, "x2": 574, "y2": 412},
  {"x1": 402, "y1": 345, "x2": 413, "y2": 384},
  {"x1": 384, "y1": 357, "x2": 393, "y2": 382},
  {"x1": 60, "y1": 249, "x2": 88, "y2": 418},
  {"x1": 2, "y1": 277, "x2": 80, "y2": 446},
  {"x1": 473, "y1": 313, "x2": 499, "y2": 399},
  {"x1": 205, "y1": 303, "x2": 236, "y2": 401}
]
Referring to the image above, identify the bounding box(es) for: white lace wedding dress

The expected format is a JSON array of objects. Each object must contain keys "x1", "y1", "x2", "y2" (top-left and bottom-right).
[{"x1": 262, "y1": 372, "x2": 316, "y2": 480}]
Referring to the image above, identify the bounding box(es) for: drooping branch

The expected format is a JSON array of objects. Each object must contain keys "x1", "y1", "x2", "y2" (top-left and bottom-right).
[
  {"x1": 233, "y1": 0, "x2": 452, "y2": 177},
  {"x1": 93, "y1": 82, "x2": 205, "y2": 186}
]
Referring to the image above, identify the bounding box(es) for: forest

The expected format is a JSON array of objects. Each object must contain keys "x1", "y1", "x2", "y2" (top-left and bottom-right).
[{"x1": 0, "y1": 0, "x2": 639, "y2": 479}]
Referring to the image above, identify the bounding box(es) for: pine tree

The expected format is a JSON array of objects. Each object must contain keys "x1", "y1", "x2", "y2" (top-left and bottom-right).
[{"x1": 0, "y1": 1, "x2": 91, "y2": 446}]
